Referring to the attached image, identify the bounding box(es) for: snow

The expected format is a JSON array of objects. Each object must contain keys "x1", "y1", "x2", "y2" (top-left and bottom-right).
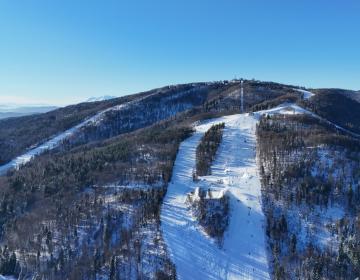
[
  {"x1": 86, "y1": 95, "x2": 117, "y2": 102},
  {"x1": 294, "y1": 88, "x2": 315, "y2": 100},
  {"x1": 252, "y1": 103, "x2": 311, "y2": 119},
  {"x1": 0, "y1": 276, "x2": 16, "y2": 280},
  {"x1": 286, "y1": 203, "x2": 344, "y2": 252},
  {"x1": 161, "y1": 113, "x2": 270, "y2": 280},
  {"x1": 161, "y1": 100, "x2": 357, "y2": 279}
]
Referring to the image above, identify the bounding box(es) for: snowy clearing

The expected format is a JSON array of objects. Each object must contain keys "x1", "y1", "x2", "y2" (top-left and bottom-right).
[
  {"x1": 253, "y1": 103, "x2": 311, "y2": 119},
  {"x1": 294, "y1": 88, "x2": 315, "y2": 100},
  {"x1": 161, "y1": 113, "x2": 270, "y2": 280}
]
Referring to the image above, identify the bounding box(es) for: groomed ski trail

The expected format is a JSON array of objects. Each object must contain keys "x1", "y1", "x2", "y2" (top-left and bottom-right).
[{"x1": 161, "y1": 113, "x2": 270, "y2": 280}]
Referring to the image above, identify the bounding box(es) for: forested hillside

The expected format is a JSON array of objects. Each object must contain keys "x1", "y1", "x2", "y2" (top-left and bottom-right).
[
  {"x1": 0, "y1": 93, "x2": 141, "y2": 165},
  {"x1": 0, "y1": 119, "x2": 192, "y2": 279},
  {"x1": 0, "y1": 83, "x2": 218, "y2": 166},
  {"x1": 257, "y1": 113, "x2": 360, "y2": 279},
  {"x1": 301, "y1": 90, "x2": 360, "y2": 134}
]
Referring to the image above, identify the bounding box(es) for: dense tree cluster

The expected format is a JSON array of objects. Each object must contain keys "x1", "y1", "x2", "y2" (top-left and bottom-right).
[
  {"x1": 0, "y1": 246, "x2": 18, "y2": 277},
  {"x1": 195, "y1": 123, "x2": 225, "y2": 176},
  {"x1": 187, "y1": 188, "x2": 229, "y2": 245},
  {"x1": 0, "y1": 184, "x2": 176, "y2": 279}
]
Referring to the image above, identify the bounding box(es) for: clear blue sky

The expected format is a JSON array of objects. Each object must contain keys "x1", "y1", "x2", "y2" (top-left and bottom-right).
[{"x1": 0, "y1": 0, "x2": 359, "y2": 105}]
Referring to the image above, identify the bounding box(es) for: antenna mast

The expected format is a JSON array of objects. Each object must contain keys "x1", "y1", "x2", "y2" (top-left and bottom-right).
[{"x1": 240, "y1": 79, "x2": 244, "y2": 113}]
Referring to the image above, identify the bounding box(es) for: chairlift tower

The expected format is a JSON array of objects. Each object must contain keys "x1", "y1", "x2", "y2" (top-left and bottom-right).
[{"x1": 240, "y1": 79, "x2": 244, "y2": 113}]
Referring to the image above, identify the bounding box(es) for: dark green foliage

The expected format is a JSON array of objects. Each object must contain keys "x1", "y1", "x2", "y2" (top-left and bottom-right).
[
  {"x1": 196, "y1": 123, "x2": 225, "y2": 176},
  {"x1": 109, "y1": 255, "x2": 116, "y2": 280},
  {"x1": 0, "y1": 248, "x2": 18, "y2": 276},
  {"x1": 301, "y1": 91, "x2": 360, "y2": 134},
  {"x1": 188, "y1": 188, "x2": 229, "y2": 245}
]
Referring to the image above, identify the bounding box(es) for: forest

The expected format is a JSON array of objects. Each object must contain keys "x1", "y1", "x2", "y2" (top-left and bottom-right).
[
  {"x1": 195, "y1": 123, "x2": 225, "y2": 177},
  {"x1": 257, "y1": 113, "x2": 360, "y2": 279}
]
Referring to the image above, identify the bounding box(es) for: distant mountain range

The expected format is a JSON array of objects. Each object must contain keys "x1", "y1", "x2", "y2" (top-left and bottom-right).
[
  {"x1": 0, "y1": 95, "x2": 118, "y2": 119},
  {"x1": 0, "y1": 89, "x2": 358, "y2": 121},
  {"x1": 0, "y1": 105, "x2": 58, "y2": 119}
]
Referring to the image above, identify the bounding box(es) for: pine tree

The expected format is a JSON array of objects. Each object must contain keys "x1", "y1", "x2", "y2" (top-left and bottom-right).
[{"x1": 109, "y1": 255, "x2": 116, "y2": 280}]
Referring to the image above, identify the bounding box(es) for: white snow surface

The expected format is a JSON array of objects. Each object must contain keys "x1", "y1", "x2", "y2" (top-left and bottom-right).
[
  {"x1": 161, "y1": 113, "x2": 270, "y2": 280},
  {"x1": 86, "y1": 95, "x2": 117, "y2": 102},
  {"x1": 253, "y1": 103, "x2": 311, "y2": 119},
  {"x1": 294, "y1": 88, "x2": 315, "y2": 100},
  {"x1": 0, "y1": 276, "x2": 16, "y2": 280}
]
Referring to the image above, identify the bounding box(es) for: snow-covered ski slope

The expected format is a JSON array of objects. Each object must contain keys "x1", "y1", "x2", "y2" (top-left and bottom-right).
[
  {"x1": 253, "y1": 103, "x2": 310, "y2": 119},
  {"x1": 0, "y1": 103, "x2": 119, "y2": 175},
  {"x1": 161, "y1": 113, "x2": 271, "y2": 280}
]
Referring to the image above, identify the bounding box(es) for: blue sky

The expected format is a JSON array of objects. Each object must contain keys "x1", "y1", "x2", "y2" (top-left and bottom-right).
[{"x1": 0, "y1": 0, "x2": 359, "y2": 105}]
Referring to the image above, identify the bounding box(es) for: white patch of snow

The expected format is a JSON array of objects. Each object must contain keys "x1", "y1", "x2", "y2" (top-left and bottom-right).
[
  {"x1": 294, "y1": 88, "x2": 315, "y2": 100},
  {"x1": 0, "y1": 276, "x2": 16, "y2": 280},
  {"x1": 252, "y1": 103, "x2": 312, "y2": 120},
  {"x1": 288, "y1": 204, "x2": 344, "y2": 252},
  {"x1": 86, "y1": 95, "x2": 117, "y2": 102}
]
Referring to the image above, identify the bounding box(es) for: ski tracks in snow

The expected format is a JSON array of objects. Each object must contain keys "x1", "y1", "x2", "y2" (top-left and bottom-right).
[{"x1": 161, "y1": 114, "x2": 270, "y2": 280}]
